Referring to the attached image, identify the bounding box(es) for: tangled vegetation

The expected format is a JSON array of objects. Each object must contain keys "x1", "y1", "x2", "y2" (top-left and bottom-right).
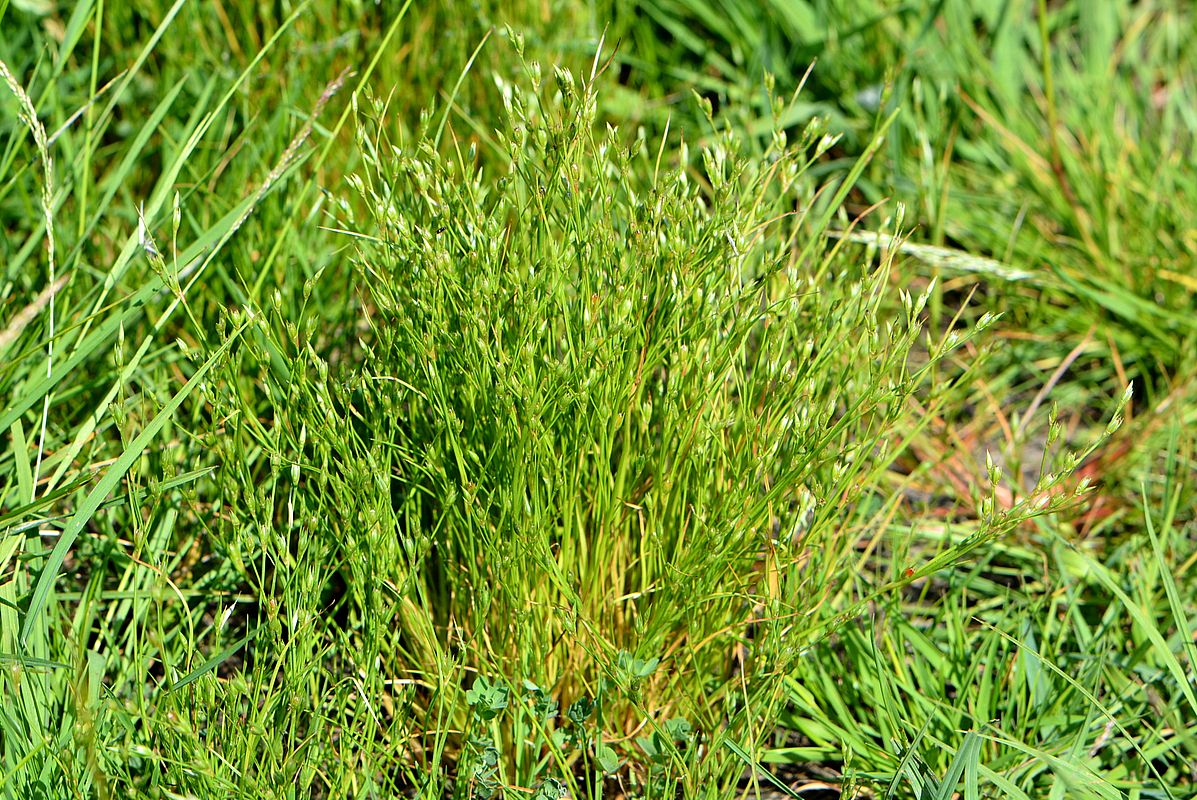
[{"x1": 1, "y1": 2, "x2": 1193, "y2": 798}]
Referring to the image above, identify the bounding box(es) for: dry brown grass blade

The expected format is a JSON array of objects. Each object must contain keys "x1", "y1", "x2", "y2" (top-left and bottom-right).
[{"x1": 0, "y1": 274, "x2": 70, "y2": 356}]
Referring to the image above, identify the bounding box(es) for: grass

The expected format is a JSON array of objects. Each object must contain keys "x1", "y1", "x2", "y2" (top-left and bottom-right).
[{"x1": 1, "y1": 0, "x2": 1194, "y2": 798}]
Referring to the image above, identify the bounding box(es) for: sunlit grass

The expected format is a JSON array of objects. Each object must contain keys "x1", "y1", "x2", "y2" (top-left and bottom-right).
[{"x1": 1, "y1": 1, "x2": 1193, "y2": 798}]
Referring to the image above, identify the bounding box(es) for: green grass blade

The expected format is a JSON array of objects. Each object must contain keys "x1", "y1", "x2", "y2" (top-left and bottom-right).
[
  {"x1": 19, "y1": 314, "x2": 249, "y2": 645},
  {"x1": 169, "y1": 627, "x2": 260, "y2": 692},
  {"x1": 932, "y1": 730, "x2": 981, "y2": 800},
  {"x1": 724, "y1": 738, "x2": 800, "y2": 798},
  {"x1": 1141, "y1": 481, "x2": 1197, "y2": 685},
  {"x1": 1067, "y1": 536, "x2": 1197, "y2": 719}
]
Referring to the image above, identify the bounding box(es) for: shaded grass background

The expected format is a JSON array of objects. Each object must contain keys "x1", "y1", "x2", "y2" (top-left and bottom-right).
[{"x1": 1, "y1": 0, "x2": 1194, "y2": 797}]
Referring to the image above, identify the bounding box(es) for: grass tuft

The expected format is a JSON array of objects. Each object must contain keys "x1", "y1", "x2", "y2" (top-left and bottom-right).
[{"x1": 1, "y1": 1, "x2": 1193, "y2": 797}]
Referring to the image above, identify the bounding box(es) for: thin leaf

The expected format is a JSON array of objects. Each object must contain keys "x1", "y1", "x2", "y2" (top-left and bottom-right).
[{"x1": 19, "y1": 315, "x2": 250, "y2": 645}]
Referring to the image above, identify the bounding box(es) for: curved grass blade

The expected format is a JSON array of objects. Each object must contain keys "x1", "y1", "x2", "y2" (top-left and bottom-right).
[
  {"x1": 724, "y1": 737, "x2": 801, "y2": 798},
  {"x1": 168, "y1": 627, "x2": 260, "y2": 692},
  {"x1": 932, "y1": 730, "x2": 981, "y2": 800},
  {"x1": 19, "y1": 315, "x2": 250, "y2": 646}
]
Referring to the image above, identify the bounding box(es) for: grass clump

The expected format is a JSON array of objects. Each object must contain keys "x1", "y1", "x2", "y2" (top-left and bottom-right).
[
  {"x1": 194, "y1": 61, "x2": 1036, "y2": 796},
  {"x1": 1, "y1": 1, "x2": 1194, "y2": 798}
]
